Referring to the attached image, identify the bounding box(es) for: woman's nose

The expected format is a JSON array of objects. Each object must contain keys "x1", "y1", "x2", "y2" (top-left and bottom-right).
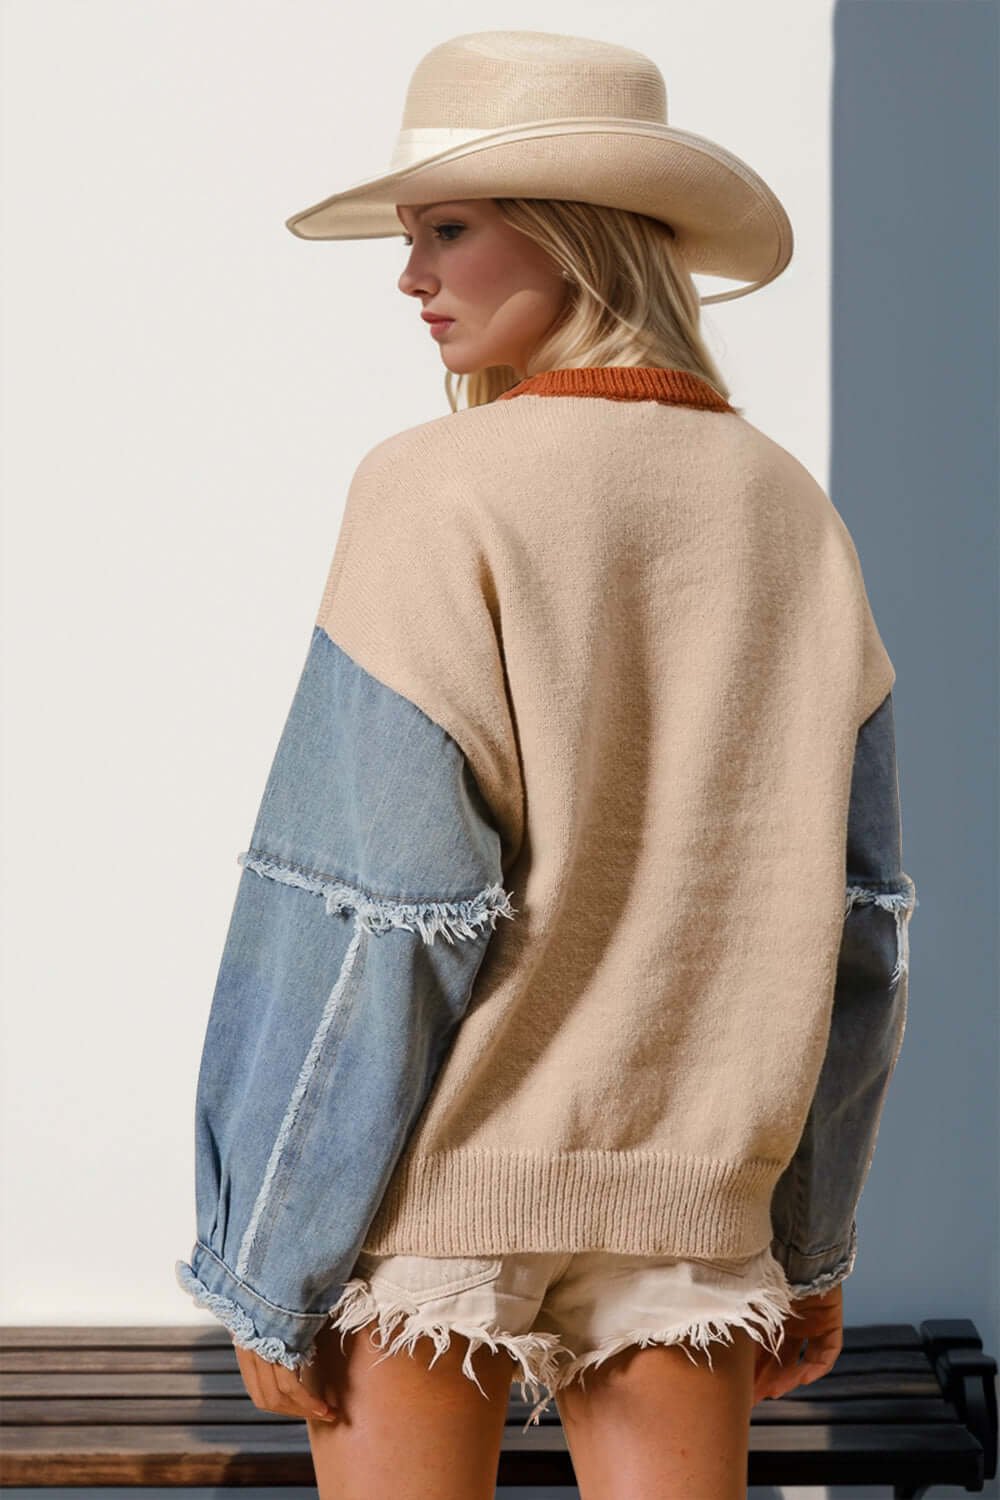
[{"x1": 397, "y1": 253, "x2": 438, "y2": 298}]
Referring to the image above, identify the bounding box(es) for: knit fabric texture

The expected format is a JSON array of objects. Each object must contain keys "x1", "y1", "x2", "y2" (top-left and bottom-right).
[{"x1": 314, "y1": 365, "x2": 896, "y2": 1264}]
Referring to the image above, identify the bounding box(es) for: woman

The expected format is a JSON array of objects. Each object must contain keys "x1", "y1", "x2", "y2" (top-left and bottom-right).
[{"x1": 176, "y1": 30, "x2": 916, "y2": 1500}]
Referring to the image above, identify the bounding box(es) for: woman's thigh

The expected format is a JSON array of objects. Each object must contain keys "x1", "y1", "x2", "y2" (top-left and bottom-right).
[
  {"x1": 553, "y1": 1322, "x2": 759, "y2": 1500},
  {"x1": 303, "y1": 1314, "x2": 517, "y2": 1500},
  {"x1": 536, "y1": 1244, "x2": 792, "y2": 1499},
  {"x1": 301, "y1": 1242, "x2": 789, "y2": 1498}
]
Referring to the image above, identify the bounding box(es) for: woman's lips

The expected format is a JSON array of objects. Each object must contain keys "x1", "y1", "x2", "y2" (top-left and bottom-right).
[{"x1": 428, "y1": 319, "x2": 455, "y2": 338}]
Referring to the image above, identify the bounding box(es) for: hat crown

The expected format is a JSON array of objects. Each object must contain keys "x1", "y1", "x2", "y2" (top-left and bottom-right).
[
  {"x1": 285, "y1": 28, "x2": 794, "y2": 306},
  {"x1": 399, "y1": 30, "x2": 669, "y2": 133}
]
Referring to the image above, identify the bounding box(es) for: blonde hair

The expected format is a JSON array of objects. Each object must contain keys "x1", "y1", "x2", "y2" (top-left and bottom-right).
[{"x1": 443, "y1": 198, "x2": 744, "y2": 416}]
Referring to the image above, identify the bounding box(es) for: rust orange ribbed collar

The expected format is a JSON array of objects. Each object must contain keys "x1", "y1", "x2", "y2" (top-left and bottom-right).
[{"x1": 497, "y1": 365, "x2": 735, "y2": 412}]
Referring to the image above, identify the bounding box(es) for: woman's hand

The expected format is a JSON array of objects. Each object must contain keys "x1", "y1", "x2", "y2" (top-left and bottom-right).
[
  {"x1": 231, "y1": 1335, "x2": 339, "y2": 1423},
  {"x1": 752, "y1": 1283, "x2": 844, "y2": 1403}
]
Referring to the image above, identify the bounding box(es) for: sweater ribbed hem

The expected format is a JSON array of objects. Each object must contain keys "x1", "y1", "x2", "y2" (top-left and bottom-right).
[
  {"x1": 496, "y1": 365, "x2": 736, "y2": 412},
  {"x1": 360, "y1": 1148, "x2": 781, "y2": 1262}
]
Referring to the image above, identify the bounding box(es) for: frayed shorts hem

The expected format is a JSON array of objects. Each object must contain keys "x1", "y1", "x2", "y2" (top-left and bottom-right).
[{"x1": 325, "y1": 1249, "x2": 795, "y2": 1433}]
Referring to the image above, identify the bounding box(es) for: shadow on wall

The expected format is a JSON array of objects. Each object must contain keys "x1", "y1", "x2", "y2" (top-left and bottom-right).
[{"x1": 825, "y1": 1, "x2": 1000, "y2": 1495}]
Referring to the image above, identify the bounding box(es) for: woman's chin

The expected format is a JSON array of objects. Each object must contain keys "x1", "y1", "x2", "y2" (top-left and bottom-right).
[
  {"x1": 437, "y1": 342, "x2": 503, "y2": 377},
  {"x1": 436, "y1": 339, "x2": 519, "y2": 378},
  {"x1": 437, "y1": 349, "x2": 475, "y2": 375}
]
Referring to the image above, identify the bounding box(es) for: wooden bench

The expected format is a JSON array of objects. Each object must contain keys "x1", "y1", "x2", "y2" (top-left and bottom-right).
[{"x1": 1, "y1": 1319, "x2": 995, "y2": 1494}]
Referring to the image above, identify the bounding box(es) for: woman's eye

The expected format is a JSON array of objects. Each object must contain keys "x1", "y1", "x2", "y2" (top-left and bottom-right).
[{"x1": 401, "y1": 223, "x2": 464, "y2": 247}]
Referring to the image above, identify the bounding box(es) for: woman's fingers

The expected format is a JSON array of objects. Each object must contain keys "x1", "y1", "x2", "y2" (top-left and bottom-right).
[
  {"x1": 232, "y1": 1338, "x2": 337, "y2": 1422},
  {"x1": 754, "y1": 1284, "x2": 845, "y2": 1400},
  {"x1": 753, "y1": 1336, "x2": 803, "y2": 1401},
  {"x1": 294, "y1": 1335, "x2": 342, "y2": 1422},
  {"x1": 232, "y1": 1341, "x2": 263, "y2": 1410},
  {"x1": 753, "y1": 1324, "x2": 843, "y2": 1401},
  {"x1": 273, "y1": 1359, "x2": 336, "y2": 1421}
]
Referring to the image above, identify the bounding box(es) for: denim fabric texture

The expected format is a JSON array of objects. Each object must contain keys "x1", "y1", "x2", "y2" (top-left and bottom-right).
[
  {"x1": 175, "y1": 625, "x2": 516, "y2": 1368},
  {"x1": 768, "y1": 689, "x2": 915, "y2": 1294},
  {"x1": 176, "y1": 624, "x2": 915, "y2": 1370}
]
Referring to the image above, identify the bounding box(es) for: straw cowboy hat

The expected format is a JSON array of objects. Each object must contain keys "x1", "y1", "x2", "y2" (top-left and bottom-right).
[{"x1": 284, "y1": 29, "x2": 794, "y2": 305}]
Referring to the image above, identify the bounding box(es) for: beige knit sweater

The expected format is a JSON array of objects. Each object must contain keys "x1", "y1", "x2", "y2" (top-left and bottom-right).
[{"x1": 314, "y1": 364, "x2": 897, "y2": 1265}]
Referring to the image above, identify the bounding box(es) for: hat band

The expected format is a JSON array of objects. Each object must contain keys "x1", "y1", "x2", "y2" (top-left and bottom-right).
[{"x1": 387, "y1": 126, "x2": 494, "y2": 173}]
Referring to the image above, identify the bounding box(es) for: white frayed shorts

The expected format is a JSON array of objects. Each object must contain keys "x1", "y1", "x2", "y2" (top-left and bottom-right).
[{"x1": 326, "y1": 1245, "x2": 795, "y2": 1431}]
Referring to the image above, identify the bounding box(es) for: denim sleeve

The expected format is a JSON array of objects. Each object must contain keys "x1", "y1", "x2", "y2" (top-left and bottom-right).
[
  {"x1": 175, "y1": 625, "x2": 516, "y2": 1369},
  {"x1": 768, "y1": 689, "x2": 917, "y2": 1298}
]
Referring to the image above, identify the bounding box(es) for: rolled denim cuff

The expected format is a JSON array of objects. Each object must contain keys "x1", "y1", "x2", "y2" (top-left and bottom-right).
[
  {"x1": 771, "y1": 1217, "x2": 858, "y2": 1300},
  {"x1": 175, "y1": 1241, "x2": 331, "y2": 1371}
]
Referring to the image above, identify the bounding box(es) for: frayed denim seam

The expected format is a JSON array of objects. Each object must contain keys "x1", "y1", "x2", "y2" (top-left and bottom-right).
[
  {"x1": 782, "y1": 1225, "x2": 858, "y2": 1299},
  {"x1": 844, "y1": 871, "x2": 918, "y2": 986},
  {"x1": 238, "y1": 848, "x2": 518, "y2": 943},
  {"x1": 229, "y1": 852, "x2": 517, "y2": 1289},
  {"x1": 233, "y1": 918, "x2": 366, "y2": 1280},
  {"x1": 771, "y1": 1218, "x2": 858, "y2": 1300},
  {"x1": 174, "y1": 1248, "x2": 328, "y2": 1372}
]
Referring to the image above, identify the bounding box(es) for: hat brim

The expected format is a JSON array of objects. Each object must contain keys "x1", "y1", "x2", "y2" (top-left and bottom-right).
[{"x1": 283, "y1": 118, "x2": 793, "y2": 305}]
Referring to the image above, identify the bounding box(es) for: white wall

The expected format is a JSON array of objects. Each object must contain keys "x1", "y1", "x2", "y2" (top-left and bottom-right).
[{"x1": 1, "y1": 0, "x2": 835, "y2": 1331}]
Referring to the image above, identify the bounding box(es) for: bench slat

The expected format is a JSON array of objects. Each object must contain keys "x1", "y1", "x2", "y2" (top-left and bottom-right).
[
  {"x1": 1, "y1": 1425, "x2": 322, "y2": 1486},
  {"x1": 0, "y1": 1322, "x2": 927, "y2": 1350},
  {"x1": 1, "y1": 1419, "x2": 985, "y2": 1489},
  {"x1": 0, "y1": 1393, "x2": 964, "y2": 1429},
  {"x1": 0, "y1": 1365, "x2": 946, "y2": 1400},
  {"x1": 1, "y1": 1322, "x2": 992, "y2": 1493},
  {"x1": 0, "y1": 1348, "x2": 240, "y2": 1374},
  {"x1": 0, "y1": 1327, "x2": 235, "y2": 1348},
  {"x1": 0, "y1": 1344, "x2": 938, "y2": 1377}
]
